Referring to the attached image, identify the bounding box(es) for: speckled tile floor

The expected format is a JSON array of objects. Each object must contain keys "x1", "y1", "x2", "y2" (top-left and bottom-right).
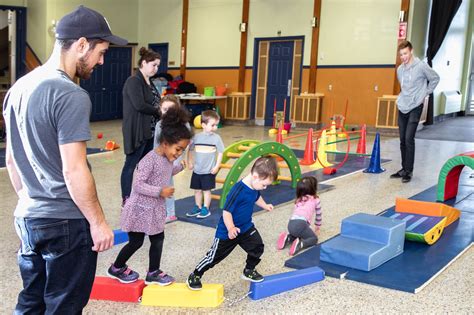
[{"x1": 1, "y1": 120, "x2": 473, "y2": 314}]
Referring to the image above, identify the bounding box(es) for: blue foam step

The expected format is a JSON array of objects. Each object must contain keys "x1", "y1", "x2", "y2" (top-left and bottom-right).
[
  {"x1": 341, "y1": 213, "x2": 404, "y2": 244},
  {"x1": 320, "y1": 213, "x2": 405, "y2": 271},
  {"x1": 249, "y1": 266, "x2": 325, "y2": 300},
  {"x1": 113, "y1": 229, "x2": 129, "y2": 245}
]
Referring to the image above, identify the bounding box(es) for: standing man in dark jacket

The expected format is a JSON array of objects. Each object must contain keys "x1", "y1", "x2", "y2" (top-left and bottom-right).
[
  {"x1": 391, "y1": 40, "x2": 439, "y2": 183},
  {"x1": 121, "y1": 47, "x2": 161, "y2": 202}
]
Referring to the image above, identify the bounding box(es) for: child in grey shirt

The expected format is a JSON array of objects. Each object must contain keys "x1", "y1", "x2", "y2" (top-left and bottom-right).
[{"x1": 186, "y1": 110, "x2": 224, "y2": 218}]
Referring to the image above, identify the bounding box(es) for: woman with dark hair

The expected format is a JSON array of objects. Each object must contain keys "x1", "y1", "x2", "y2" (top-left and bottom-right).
[{"x1": 121, "y1": 47, "x2": 162, "y2": 203}]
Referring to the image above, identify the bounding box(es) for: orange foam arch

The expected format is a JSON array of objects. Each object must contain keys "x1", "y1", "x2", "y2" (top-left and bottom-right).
[{"x1": 395, "y1": 198, "x2": 460, "y2": 227}]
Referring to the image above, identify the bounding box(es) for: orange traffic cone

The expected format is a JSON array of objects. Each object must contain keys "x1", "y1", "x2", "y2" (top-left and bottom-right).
[
  {"x1": 105, "y1": 140, "x2": 120, "y2": 151},
  {"x1": 356, "y1": 124, "x2": 367, "y2": 154},
  {"x1": 276, "y1": 124, "x2": 283, "y2": 144},
  {"x1": 300, "y1": 128, "x2": 315, "y2": 165}
]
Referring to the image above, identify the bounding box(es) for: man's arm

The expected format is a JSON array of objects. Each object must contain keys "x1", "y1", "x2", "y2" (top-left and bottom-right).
[
  {"x1": 59, "y1": 141, "x2": 113, "y2": 252},
  {"x1": 423, "y1": 63, "x2": 440, "y2": 94},
  {"x1": 5, "y1": 140, "x2": 23, "y2": 194}
]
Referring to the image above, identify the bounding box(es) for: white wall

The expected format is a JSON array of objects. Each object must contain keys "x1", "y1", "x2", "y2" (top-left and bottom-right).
[
  {"x1": 432, "y1": 0, "x2": 470, "y2": 116},
  {"x1": 407, "y1": 0, "x2": 430, "y2": 59},
  {"x1": 247, "y1": 0, "x2": 313, "y2": 66},
  {"x1": 138, "y1": 0, "x2": 182, "y2": 68},
  {"x1": 0, "y1": 0, "x2": 26, "y2": 6},
  {"x1": 188, "y1": 0, "x2": 241, "y2": 67},
  {"x1": 318, "y1": 0, "x2": 400, "y2": 65}
]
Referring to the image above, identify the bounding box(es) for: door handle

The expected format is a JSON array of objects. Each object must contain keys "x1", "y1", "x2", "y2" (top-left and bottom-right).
[
  {"x1": 102, "y1": 88, "x2": 106, "y2": 91},
  {"x1": 287, "y1": 79, "x2": 292, "y2": 97}
]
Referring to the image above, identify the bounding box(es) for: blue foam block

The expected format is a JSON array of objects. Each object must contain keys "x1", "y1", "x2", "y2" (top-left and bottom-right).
[
  {"x1": 284, "y1": 185, "x2": 474, "y2": 293},
  {"x1": 113, "y1": 229, "x2": 129, "y2": 245},
  {"x1": 249, "y1": 266, "x2": 325, "y2": 300},
  {"x1": 320, "y1": 213, "x2": 405, "y2": 271},
  {"x1": 341, "y1": 213, "x2": 405, "y2": 244}
]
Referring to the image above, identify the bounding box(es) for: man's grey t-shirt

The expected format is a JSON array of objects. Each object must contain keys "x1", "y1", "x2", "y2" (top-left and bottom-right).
[
  {"x1": 190, "y1": 132, "x2": 224, "y2": 174},
  {"x1": 3, "y1": 66, "x2": 91, "y2": 219}
]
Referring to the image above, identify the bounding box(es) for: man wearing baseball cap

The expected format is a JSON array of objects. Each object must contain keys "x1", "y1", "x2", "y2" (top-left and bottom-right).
[{"x1": 3, "y1": 6, "x2": 127, "y2": 313}]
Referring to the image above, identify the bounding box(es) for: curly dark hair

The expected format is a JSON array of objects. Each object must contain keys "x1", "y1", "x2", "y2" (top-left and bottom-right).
[{"x1": 158, "y1": 106, "x2": 193, "y2": 145}]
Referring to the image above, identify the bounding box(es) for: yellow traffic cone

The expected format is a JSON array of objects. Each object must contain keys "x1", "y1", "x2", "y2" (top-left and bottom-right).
[
  {"x1": 327, "y1": 121, "x2": 338, "y2": 152},
  {"x1": 311, "y1": 129, "x2": 333, "y2": 169}
]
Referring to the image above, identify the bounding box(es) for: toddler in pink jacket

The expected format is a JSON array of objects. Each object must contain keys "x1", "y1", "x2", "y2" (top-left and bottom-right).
[{"x1": 277, "y1": 176, "x2": 322, "y2": 256}]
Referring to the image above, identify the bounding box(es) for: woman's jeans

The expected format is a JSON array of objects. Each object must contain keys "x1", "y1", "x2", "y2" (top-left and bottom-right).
[{"x1": 14, "y1": 217, "x2": 97, "y2": 314}]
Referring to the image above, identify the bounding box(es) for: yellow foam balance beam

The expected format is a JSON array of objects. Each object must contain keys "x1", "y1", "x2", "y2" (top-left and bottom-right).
[{"x1": 141, "y1": 283, "x2": 224, "y2": 308}]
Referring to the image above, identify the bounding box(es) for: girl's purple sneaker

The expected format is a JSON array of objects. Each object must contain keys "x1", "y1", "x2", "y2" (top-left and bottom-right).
[
  {"x1": 107, "y1": 264, "x2": 139, "y2": 283},
  {"x1": 145, "y1": 270, "x2": 175, "y2": 286}
]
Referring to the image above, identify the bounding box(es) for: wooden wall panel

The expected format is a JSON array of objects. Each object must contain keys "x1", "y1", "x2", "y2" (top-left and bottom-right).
[
  {"x1": 169, "y1": 66, "x2": 396, "y2": 127},
  {"x1": 315, "y1": 67, "x2": 396, "y2": 126}
]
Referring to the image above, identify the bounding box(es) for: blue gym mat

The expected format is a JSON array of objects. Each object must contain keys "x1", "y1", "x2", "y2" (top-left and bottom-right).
[
  {"x1": 175, "y1": 181, "x2": 334, "y2": 228},
  {"x1": 175, "y1": 154, "x2": 391, "y2": 228},
  {"x1": 0, "y1": 147, "x2": 105, "y2": 168},
  {"x1": 284, "y1": 183, "x2": 474, "y2": 293}
]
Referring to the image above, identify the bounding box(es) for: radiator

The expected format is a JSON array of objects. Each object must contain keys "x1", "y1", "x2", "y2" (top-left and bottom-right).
[{"x1": 440, "y1": 91, "x2": 462, "y2": 114}]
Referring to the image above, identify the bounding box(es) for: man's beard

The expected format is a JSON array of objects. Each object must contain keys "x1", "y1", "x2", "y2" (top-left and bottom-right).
[{"x1": 76, "y1": 55, "x2": 94, "y2": 80}]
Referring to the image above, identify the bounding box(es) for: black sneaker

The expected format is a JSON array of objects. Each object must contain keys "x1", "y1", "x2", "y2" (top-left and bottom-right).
[
  {"x1": 390, "y1": 169, "x2": 405, "y2": 178},
  {"x1": 242, "y1": 268, "x2": 264, "y2": 282},
  {"x1": 402, "y1": 173, "x2": 412, "y2": 183},
  {"x1": 187, "y1": 272, "x2": 202, "y2": 290}
]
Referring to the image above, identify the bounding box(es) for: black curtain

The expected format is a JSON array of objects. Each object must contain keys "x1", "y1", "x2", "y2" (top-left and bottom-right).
[{"x1": 425, "y1": 0, "x2": 462, "y2": 125}]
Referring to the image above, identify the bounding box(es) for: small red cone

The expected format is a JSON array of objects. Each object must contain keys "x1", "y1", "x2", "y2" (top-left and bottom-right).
[
  {"x1": 105, "y1": 140, "x2": 120, "y2": 151},
  {"x1": 300, "y1": 128, "x2": 315, "y2": 165},
  {"x1": 356, "y1": 124, "x2": 367, "y2": 154},
  {"x1": 276, "y1": 124, "x2": 283, "y2": 144}
]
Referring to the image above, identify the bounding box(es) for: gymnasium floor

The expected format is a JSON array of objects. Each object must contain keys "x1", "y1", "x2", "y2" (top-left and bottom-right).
[{"x1": 0, "y1": 120, "x2": 473, "y2": 313}]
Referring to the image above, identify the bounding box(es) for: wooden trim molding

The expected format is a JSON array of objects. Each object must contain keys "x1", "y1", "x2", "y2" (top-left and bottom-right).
[
  {"x1": 308, "y1": 0, "x2": 322, "y2": 93},
  {"x1": 238, "y1": 0, "x2": 250, "y2": 92},
  {"x1": 180, "y1": 0, "x2": 189, "y2": 79}
]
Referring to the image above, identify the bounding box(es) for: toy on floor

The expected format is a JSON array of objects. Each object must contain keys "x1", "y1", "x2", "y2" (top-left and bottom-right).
[
  {"x1": 113, "y1": 229, "x2": 129, "y2": 245},
  {"x1": 269, "y1": 98, "x2": 290, "y2": 135},
  {"x1": 320, "y1": 213, "x2": 405, "y2": 271},
  {"x1": 104, "y1": 140, "x2": 120, "y2": 151},
  {"x1": 381, "y1": 198, "x2": 461, "y2": 245},
  {"x1": 436, "y1": 151, "x2": 474, "y2": 201},
  {"x1": 215, "y1": 140, "x2": 301, "y2": 208},
  {"x1": 248, "y1": 266, "x2": 324, "y2": 300},
  {"x1": 90, "y1": 277, "x2": 145, "y2": 302},
  {"x1": 363, "y1": 133, "x2": 385, "y2": 174},
  {"x1": 141, "y1": 283, "x2": 224, "y2": 307},
  {"x1": 269, "y1": 98, "x2": 278, "y2": 134}
]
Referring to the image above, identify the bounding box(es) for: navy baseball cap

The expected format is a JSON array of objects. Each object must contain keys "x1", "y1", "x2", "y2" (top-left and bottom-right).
[{"x1": 55, "y1": 5, "x2": 127, "y2": 46}]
